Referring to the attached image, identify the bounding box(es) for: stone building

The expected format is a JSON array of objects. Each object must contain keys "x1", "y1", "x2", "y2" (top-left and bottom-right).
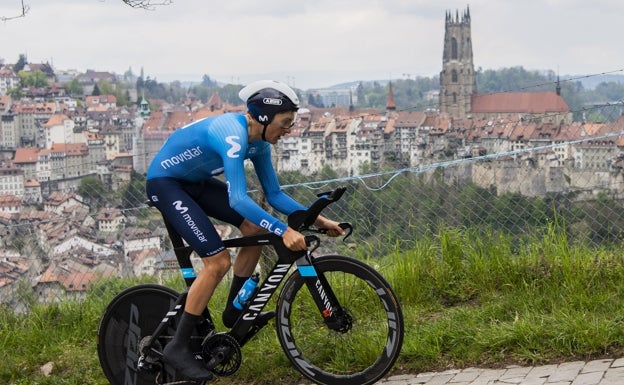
[{"x1": 439, "y1": 6, "x2": 572, "y2": 125}]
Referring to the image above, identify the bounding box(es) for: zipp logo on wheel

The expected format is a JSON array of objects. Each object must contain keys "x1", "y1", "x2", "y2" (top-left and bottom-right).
[{"x1": 124, "y1": 303, "x2": 141, "y2": 385}]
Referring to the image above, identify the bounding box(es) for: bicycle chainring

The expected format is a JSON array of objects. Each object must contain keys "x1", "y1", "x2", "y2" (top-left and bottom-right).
[
  {"x1": 139, "y1": 335, "x2": 163, "y2": 364},
  {"x1": 201, "y1": 332, "x2": 242, "y2": 376}
]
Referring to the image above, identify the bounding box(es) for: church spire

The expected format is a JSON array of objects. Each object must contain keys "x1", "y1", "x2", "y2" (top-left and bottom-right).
[
  {"x1": 386, "y1": 82, "x2": 396, "y2": 112},
  {"x1": 139, "y1": 89, "x2": 150, "y2": 118}
]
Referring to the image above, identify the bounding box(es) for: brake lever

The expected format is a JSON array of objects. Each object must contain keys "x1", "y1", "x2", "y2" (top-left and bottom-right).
[
  {"x1": 304, "y1": 235, "x2": 320, "y2": 253},
  {"x1": 338, "y1": 222, "x2": 353, "y2": 241}
]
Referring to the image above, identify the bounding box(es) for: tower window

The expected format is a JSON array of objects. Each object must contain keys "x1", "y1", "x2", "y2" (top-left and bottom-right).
[
  {"x1": 453, "y1": 93, "x2": 457, "y2": 103},
  {"x1": 452, "y1": 69, "x2": 458, "y2": 83},
  {"x1": 451, "y1": 37, "x2": 458, "y2": 60}
]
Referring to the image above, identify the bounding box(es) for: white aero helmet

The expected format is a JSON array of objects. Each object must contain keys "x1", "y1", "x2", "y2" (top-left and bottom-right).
[{"x1": 239, "y1": 80, "x2": 300, "y2": 140}]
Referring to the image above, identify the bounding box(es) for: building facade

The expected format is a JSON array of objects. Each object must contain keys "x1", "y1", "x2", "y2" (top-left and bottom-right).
[{"x1": 439, "y1": 7, "x2": 476, "y2": 119}]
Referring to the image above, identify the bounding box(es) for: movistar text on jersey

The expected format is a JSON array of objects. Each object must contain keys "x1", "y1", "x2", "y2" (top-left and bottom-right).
[
  {"x1": 182, "y1": 213, "x2": 208, "y2": 243},
  {"x1": 160, "y1": 146, "x2": 203, "y2": 169}
]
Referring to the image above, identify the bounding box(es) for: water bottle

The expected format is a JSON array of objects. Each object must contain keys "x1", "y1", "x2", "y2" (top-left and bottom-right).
[{"x1": 233, "y1": 273, "x2": 259, "y2": 310}]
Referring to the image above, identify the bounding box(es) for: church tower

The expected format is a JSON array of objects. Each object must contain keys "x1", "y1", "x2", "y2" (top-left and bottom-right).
[
  {"x1": 386, "y1": 82, "x2": 397, "y2": 114},
  {"x1": 439, "y1": 7, "x2": 476, "y2": 118}
]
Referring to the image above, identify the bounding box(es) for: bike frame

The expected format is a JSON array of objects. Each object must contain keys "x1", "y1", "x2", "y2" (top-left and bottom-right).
[{"x1": 143, "y1": 189, "x2": 350, "y2": 357}]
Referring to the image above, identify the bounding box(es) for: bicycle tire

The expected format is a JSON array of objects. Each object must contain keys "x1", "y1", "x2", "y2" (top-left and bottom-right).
[
  {"x1": 275, "y1": 255, "x2": 404, "y2": 385},
  {"x1": 97, "y1": 284, "x2": 181, "y2": 385}
]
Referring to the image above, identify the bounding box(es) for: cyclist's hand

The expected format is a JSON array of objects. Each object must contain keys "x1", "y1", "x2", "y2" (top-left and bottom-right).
[
  {"x1": 315, "y1": 216, "x2": 346, "y2": 237},
  {"x1": 283, "y1": 227, "x2": 307, "y2": 251}
]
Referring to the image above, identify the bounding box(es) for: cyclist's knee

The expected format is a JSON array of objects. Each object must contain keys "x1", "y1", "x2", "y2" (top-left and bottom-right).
[
  {"x1": 239, "y1": 219, "x2": 266, "y2": 237},
  {"x1": 202, "y1": 250, "x2": 231, "y2": 277}
]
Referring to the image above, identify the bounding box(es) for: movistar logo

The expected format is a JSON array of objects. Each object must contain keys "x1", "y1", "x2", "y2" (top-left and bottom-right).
[
  {"x1": 172, "y1": 201, "x2": 188, "y2": 214},
  {"x1": 263, "y1": 97, "x2": 282, "y2": 105},
  {"x1": 160, "y1": 146, "x2": 202, "y2": 169},
  {"x1": 226, "y1": 136, "x2": 241, "y2": 158}
]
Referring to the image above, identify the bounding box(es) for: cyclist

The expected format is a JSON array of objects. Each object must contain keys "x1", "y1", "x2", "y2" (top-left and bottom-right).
[{"x1": 145, "y1": 80, "x2": 345, "y2": 381}]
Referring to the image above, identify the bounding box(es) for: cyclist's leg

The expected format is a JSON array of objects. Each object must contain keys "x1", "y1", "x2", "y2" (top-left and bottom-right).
[
  {"x1": 184, "y1": 178, "x2": 269, "y2": 327},
  {"x1": 184, "y1": 178, "x2": 265, "y2": 274},
  {"x1": 185, "y1": 178, "x2": 266, "y2": 260},
  {"x1": 222, "y1": 219, "x2": 275, "y2": 327},
  {"x1": 147, "y1": 177, "x2": 231, "y2": 381},
  {"x1": 232, "y1": 219, "x2": 265, "y2": 276}
]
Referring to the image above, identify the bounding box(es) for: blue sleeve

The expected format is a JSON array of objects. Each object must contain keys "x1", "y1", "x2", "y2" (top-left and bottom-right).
[
  {"x1": 215, "y1": 132, "x2": 292, "y2": 236},
  {"x1": 251, "y1": 146, "x2": 307, "y2": 215}
]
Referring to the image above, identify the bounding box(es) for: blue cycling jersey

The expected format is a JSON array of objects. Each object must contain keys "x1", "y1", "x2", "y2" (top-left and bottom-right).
[{"x1": 147, "y1": 113, "x2": 305, "y2": 236}]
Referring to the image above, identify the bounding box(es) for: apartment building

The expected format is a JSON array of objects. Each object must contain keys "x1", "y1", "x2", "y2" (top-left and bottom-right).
[
  {"x1": 0, "y1": 161, "x2": 24, "y2": 199},
  {"x1": 0, "y1": 67, "x2": 19, "y2": 96}
]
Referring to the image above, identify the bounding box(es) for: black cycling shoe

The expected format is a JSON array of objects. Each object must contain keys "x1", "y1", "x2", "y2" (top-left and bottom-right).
[{"x1": 162, "y1": 342, "x2": 214, "y2": 382}]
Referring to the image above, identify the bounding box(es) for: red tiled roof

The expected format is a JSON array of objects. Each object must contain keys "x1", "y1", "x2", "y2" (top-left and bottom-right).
[
  {"x1": 395, "y1": 111, "x2": 426, "y2": 127},
  {"x1": 471, "y1": 92, "x2": 570, "y2": 114},
  {"x1": 164, "y1": 110, "x2": 194, "y2": 131},
  {"x1": 206, "y1": 92, "x2": 224, "y2": 108},
  {"x1": 85, "y1": 94, "x2": 117, "y2": 105},
  {"x1": 14, "y1": 147, "x2": 39, "y2": 164},
  {"x1": 44, "y1": 113, "x2": 70, "y2": 126},
  {"x1": 0, "y1": 195, "x2": 21, "y2": 206},
  {"x1": 50, "y1": 142, "x2": 88, "y2": 155},
  {"x1": 97, "y1": 207, "x2": 122, "y2": 221}
]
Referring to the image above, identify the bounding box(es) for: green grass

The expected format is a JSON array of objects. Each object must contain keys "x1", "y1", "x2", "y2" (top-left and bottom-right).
[{"x1": 3, "y1": 223, "x2": 624, "y2": 384}]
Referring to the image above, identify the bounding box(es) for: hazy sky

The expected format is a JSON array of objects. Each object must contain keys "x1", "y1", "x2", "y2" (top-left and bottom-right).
[{"x1": 1, "y1": 0, "x2": 623, "y2": 89}]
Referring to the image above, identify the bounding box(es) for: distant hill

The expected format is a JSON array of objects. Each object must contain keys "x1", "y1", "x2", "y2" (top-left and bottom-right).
[
  {"x1": 323, "y1": 80, "x2": 392, "y2": 90},
  {"x1": 565, "y1": 74, "x2": 624, "y2": 90},
  {"x1": 324, "y1": 73, "x2": 624, "y2": 92}
]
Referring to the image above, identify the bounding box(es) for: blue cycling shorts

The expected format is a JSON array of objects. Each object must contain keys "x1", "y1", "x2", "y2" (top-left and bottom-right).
[{"x1": 146, "y1": 177, "x2": 245, "y2": 257}]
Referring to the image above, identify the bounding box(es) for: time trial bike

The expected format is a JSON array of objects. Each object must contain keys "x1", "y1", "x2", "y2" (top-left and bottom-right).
[{"x1": 97, "y1": 187, "x2": 404, "y2": 385}]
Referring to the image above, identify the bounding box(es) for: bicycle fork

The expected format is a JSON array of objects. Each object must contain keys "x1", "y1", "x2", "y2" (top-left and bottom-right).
[{"x1": 296, "y1": 253, "x2": 352, "y2": 333}]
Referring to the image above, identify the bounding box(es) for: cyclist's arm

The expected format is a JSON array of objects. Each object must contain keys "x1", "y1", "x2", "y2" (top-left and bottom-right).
[
  {"x1": 250, "y1": 145, "x2": 306, "y2": 215},
  {"x1": 221, "y1": 136, "x2": 288, "y2": 235},
  {"x1": 314, "y1": 216, "x2": 345, "y2": 237},
  {"x1": 252, "y1": 147, "x2": 344, "y2": 238}
]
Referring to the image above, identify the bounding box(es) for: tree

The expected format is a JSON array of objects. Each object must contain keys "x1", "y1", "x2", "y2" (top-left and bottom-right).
[
  {"x1": 2, "y1": 1, "x2": 171, "y2": 20},
  {"x1": 121, "y1": 0, "x2": 173, "y2": 9},
  {"x1": 315, "y1": 165, "x2": 338, "y2": 181},
  {"x1": 6, "y1": 87, "x2": 22, "y2": 98},
  {"x1": 121, "y1": 171, "x2": 147, "y2": 210},
  {"x1": 201, "y1": 74, "x2": 216, "y2": 87},
  {"x1": 97, "y1": 79, "x2": 115, "y2": 95},
  {"x1": 13, "y1": 54, "x2": 27, "y2": 72},
  {"x1": 356, "y1": 82, "x2": 366, "y2": 107},
  {"x1": 66, "y1": 78, "x2": 83, "y2": 96},
  {"x1": 219, "y1": 84, "x2": 245, "y2": 104},
  {"x1": 17, "y1": 69, "x2": 48, "y2": 88},
  {"x1": 594, "y1": 81, "x2": 624, "y2": 101},
  {"x1": 78, "y1": 176, "x2": 106, "y2": 207},
  {"x1": 136, "y1": 73, "x2": 145, "y2": 95},
  {"x1": 2, "y1": 0, "x2": 28, "y2": 21}
]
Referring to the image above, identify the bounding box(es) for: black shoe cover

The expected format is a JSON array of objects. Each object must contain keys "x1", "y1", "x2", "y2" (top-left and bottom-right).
[{"x1": 163, "y1": 341, "x2": 213, "y2": 381}]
